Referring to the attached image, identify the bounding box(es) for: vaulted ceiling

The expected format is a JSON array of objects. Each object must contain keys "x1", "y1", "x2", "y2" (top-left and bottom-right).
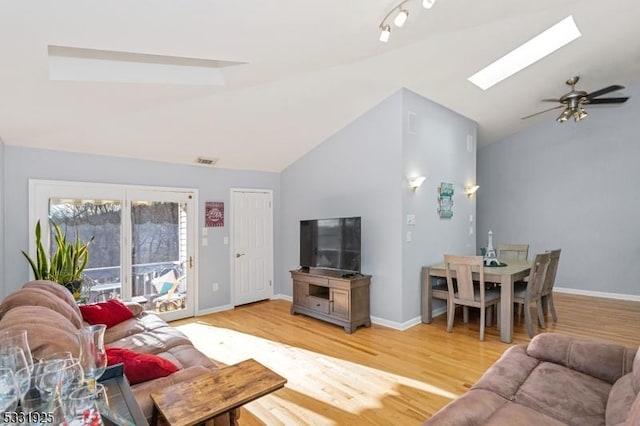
[{"x1": 1, "y1": 0, "x2": 638, "y2": 172}]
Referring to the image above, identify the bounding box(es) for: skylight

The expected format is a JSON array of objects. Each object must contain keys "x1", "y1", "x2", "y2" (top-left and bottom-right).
[
  {"x1": 468, "y1": 15, "x2": 582, "y2": 90},
  {"x1": 48, "y1": 45, "x2": 246, "y2": 86}
]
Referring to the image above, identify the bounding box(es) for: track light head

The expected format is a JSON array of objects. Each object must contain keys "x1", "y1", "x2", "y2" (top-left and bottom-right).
[
  {"x1": 422, "y1": 0, "x2": 436, "y2": 9},
  {"x1": 394, "y1": 9, "x2": 409, "y2": 27},
  {"x1": 379, "y1": 24, "x2": 391, "y2": 42}
]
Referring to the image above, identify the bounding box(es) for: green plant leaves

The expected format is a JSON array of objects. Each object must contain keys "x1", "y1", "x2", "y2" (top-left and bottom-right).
[{"x1": 22, "y1": 220, "x2": 93, "y2": 285}]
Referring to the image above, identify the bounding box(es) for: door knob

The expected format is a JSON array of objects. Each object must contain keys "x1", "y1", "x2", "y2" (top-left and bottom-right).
[{"x1": 235, "y1": 253, "x2": 245, "y2": 258}]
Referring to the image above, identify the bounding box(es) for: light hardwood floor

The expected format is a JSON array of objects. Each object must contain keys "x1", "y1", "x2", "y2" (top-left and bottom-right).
[{"x1": 171, "y1": 293, "x2": 640, "y2": 426}]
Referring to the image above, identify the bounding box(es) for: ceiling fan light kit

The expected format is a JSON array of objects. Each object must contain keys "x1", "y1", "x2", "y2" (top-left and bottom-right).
[
  {"x1": 523, "y1": 76, "x2": 630, "y2": 123},
  {"x1": 378, "y1": 0, "x2": 436, "y2": 42}
]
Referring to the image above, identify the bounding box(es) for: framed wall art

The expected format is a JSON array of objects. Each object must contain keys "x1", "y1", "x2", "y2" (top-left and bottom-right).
[
  {"x1": 438, "y1": 182, "x2": 454, "y2": 218},
  {"x1": 205, "y1": 201, "x2": 224, "y2": 227}
]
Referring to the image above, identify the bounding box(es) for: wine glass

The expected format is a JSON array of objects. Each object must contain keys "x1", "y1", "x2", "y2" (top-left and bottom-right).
[
  {"x1": 44, "y1": 358, "x2": 85, "y2": 400},
  {"x1": 68, "y1": 384, "x2": 105, "y2": 426},
  {"x1": 77, "y1": 325, "x2": 107, "y2": 391},
  {"x1": 0, "y1": 329, "x2": 34, "y2": 372},
  {"x1": 0, "y1": 347, "x2": 30, "y2": 402},
  {"x1": 34, "y1": 360, "x2": 65, "y2": 402},
  {"x1": 0, "y1": 367, "x2": 20, "y2": 414},
  {"x1": 22, "y1": 361, "x2": 68, "y2": 426}
]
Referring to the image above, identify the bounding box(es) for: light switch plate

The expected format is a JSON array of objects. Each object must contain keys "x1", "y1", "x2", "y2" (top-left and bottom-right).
[{"x1": 407, "y1": 214, "x2": 416, "y2": 225}]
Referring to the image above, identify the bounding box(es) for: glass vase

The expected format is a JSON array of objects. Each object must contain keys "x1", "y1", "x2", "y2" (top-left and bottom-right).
[{"x1": 76, "y1": 325, "x2": 107, "y2": 391}]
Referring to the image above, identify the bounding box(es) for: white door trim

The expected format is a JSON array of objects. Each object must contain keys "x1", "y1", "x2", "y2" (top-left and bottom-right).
[
  {"x1": 229, "y1": 188, "x2": 274, "y2": 306},
  {"x1": 28, "y1": 179, "x2": 199, "y2": 320}
]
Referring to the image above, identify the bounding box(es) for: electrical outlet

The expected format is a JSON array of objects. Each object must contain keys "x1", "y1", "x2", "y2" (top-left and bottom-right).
[{"x1": 212, "y1": 282, "x2": 219, "y2": 292}]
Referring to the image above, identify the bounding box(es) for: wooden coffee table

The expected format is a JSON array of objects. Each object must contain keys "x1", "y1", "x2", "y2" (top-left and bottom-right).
[{"x1": 150, "y1": 358, "x2": 287, "y2": 426}]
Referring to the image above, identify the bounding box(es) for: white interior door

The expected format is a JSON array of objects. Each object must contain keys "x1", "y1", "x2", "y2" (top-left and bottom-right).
[{"x1": 231, "y1": 189, "x2": 274, "y2": 306}]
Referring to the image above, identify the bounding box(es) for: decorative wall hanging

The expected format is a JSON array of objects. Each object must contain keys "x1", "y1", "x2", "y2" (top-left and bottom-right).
[
  {"x1": 205, "y1": 201, "x2": 224, "y2": 227},
  {"x1": 438, "y1": 182, "x2": 454, "y2": 218}
]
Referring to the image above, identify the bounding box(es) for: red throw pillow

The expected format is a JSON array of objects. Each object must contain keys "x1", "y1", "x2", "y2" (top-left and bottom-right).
[
  {"x1": 79, "y1": 299, "x2": 134, "y2": 328},
  {"x1": 105, "y1": 347, "x2": 179, "y2": 385}
]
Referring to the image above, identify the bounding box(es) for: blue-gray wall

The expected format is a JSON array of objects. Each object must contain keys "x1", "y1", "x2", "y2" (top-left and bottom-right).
[
  {"x1": 280, "y1": 91, "x2": 405, "y2": 322},
  {"x1": 401, "y1": 90, "x2": 477, "y2": 323},
  {"x1": 477, "y1": 82, "x2": 640, "y2": 298},
  {"x1": 280, "y1": 89, "x2": 477, "y2": 325},
  {"x1": 2, "y1": 146, "x2": 280, "y2": 311}
]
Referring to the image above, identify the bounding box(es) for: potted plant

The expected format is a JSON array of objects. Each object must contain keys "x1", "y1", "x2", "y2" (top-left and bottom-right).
[{"x1": 22, "y1": 220, "x2": 94, "y2": 300}]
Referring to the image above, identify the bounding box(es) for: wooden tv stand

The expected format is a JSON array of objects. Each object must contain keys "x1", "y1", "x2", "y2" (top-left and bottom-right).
[{"x1": 290, "y1": 269, "x2": 371, "y2": 333}]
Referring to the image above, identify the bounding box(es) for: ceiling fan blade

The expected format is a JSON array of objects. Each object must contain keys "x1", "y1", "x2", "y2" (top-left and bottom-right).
[
  {"x1": 587, "y1": 97, "x2": 629, "y2": 104},
  {"x1": 541, "y1": 98, "x2": 562, "y2": 102},
  {"x1": 586, "y1": 85, "x2": 625, "y2": 100},
  {"x1": 521, "y1": 105, "x2": 564, "y2": 120}
]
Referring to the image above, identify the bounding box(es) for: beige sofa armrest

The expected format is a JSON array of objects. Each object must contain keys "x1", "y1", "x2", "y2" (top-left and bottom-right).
[{"x1": 526, "y1": 333, "x2": 636, "y2": 384}]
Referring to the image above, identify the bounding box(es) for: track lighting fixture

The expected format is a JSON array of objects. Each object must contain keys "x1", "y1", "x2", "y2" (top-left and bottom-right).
[
  {"x1": 379, "y1": 24, "x2": 391, "y2": 42},
  {"x1": 394, "y1": 9, "x2": 409, "y2": 27},
  {"x1": 378, "y1": 0, "x2": 437, "y2": 42}
]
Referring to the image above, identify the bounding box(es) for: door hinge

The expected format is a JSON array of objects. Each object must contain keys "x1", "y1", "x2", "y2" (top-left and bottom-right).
[
  {"x1": 269, "y1": 280, "x2": 272, "y2": 287},
  {"x1": 268, "y1": 201, "x2": 272, "y2": 208},
  {"x1": 189, "y1": 256, "x2": 193, "y2": 269}
]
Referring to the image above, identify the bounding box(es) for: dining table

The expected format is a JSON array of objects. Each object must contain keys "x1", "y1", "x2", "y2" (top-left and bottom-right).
[{"x1": 421, "y1": 259, "x2": 531, "y2": 343}]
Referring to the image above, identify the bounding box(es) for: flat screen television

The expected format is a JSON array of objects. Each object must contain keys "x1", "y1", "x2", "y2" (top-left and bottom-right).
[{"x1": 300, "y1": 217, "x2": 361, "y2": 273}]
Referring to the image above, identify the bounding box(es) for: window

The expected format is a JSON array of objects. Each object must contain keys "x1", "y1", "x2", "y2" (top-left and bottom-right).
[{"x1": 29, "y1": 180, "x2": 197, "y2": 321}]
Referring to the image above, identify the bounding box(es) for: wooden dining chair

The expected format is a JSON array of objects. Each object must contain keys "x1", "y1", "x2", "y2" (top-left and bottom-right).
[
  {"x1": 513, "y1": 252, "x2": 551, "y2": 338},
  {"x1": 444, "y1": 255, "x2": 500, "y2": 341},
  {"x1": 497, "y1": 243, "x2": 529, "y2": 261},
  {"x1": 539, "y1": 249, "x2": 562, "y2": 323}
]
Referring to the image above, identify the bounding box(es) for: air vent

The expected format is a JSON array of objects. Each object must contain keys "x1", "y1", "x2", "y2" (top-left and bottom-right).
[{"x1": 195, "y1": 157, "x2": 218, "y2": 166}]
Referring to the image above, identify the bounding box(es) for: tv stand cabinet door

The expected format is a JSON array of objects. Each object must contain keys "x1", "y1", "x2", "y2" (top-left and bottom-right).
[
  {"x1": 330, "y1": 288, "x2": 349, "y2": 320},
  {"x1": 292, "y1": 280, "x2": 309, "y2": 310}
]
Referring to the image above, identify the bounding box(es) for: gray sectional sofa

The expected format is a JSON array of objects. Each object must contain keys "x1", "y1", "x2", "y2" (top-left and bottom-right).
[{"x1": 424, "y1": 333, "x2": 639, "y2": 425}]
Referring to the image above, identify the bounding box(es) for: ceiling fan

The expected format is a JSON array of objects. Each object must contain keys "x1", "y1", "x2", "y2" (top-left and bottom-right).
[{"x1": 522, "y1": 76, "x2": 630, "y2": 122}]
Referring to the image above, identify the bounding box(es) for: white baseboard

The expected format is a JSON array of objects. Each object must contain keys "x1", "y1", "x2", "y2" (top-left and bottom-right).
[
  {"x1": 195, "y1": 289, "x2": 636, "y2": 327},
  {"x1": 371, "y1": 315, "x2": 422, "y2": 331},
  {"x1": 554, "y1": 286, "x2": 640, "y2": 302},
  {"x1": 272, "y1": 293, "x2": 292, "y2": 302},
  {"x1": 431, "y1": 305, "x2": 447, "y2": 318},
  {"x1": 196, "y1": 304, "x2": 234, "y2": 316}
]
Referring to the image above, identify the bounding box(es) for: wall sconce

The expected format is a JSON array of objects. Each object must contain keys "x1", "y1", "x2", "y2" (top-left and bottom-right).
[
  {"x1": 465, "y1": 184, "x2": 480, "y2": 197},
  {"x1": 409, "y1": 176, "x2": 426, "y2": 191}
]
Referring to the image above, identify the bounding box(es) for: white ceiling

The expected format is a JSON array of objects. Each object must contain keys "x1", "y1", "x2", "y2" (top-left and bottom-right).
[{"x1": 1, "y1": 0, "x2": 638, "y2": 172}]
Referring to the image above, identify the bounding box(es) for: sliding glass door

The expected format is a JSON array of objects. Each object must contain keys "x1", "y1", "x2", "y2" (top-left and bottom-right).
[
  {"x1": 30, "y1": 181, "x2": 197, "y2": 321},
  {"x1": 128, "y1": 190, "x2": 195, "y2": 321}
]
